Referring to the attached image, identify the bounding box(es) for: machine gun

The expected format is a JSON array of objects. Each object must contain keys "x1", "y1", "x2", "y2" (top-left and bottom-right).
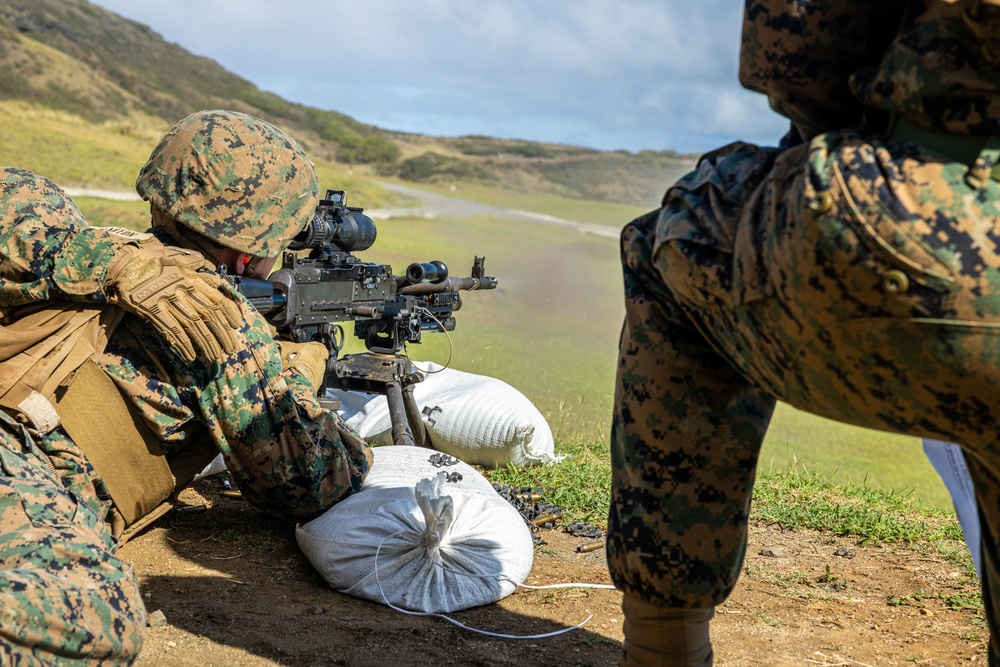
[{"x1": 230, "y1": 189, "x2": 498, "y2": 446}]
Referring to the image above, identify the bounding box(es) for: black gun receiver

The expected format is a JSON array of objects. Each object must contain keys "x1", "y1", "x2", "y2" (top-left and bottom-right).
[{"x1": 231, "y1": 188, "x2": 498, "y2": 446}]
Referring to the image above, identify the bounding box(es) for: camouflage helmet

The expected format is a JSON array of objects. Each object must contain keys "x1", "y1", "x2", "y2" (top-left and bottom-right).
[
  {"x1": 135, "y1": 110, "x2": 319, "y2": 258},
  {"x1": 0, "y1": 167, "x2": 93, "y2": 305},
  {"x1": 0, "y1": 166, "x2": 88, "y2": 230}
]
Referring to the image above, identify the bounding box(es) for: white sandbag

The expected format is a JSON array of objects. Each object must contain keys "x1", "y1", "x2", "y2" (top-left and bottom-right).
[
  {"x1": 335, "y1": 363, "x2": 557, "y2": 468},
  {"x1": 295, "y1": 446, "x2": 534, "y2": 613},
  {"x1": 193, "y1": 453, "x2": 227, "y2": 480}
]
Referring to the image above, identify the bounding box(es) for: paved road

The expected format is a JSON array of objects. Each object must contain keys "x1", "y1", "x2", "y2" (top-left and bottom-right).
[
  {"x1": 66, "y1": 181, "x2": 621, "y2": 240},
  {"x1": 367, "y1": 182, "x2": 620, "y2": 240},
  {"x1": 64, "y1": 187, "x2": 141, "y2": 201}
]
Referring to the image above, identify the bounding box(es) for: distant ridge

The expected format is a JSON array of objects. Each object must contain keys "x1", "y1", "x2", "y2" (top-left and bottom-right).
[{"x1": 0, "y1": 0, "x2": 695, "y2": 207}]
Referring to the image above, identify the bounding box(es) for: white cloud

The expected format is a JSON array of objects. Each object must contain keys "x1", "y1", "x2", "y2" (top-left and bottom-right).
[{"x1": 89, "y1": 0, "x2": 785, "y2": 151}]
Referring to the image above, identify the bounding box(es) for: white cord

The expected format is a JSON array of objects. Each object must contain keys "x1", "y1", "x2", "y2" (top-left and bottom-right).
[
  {"x1": 372, "y1": 530, "x2": 615, "y2": 639},
  {"x1": 519, "y1": 582, "x2": 617, "y2": 590},
  {"x1": 406, "y1": 307, "x2": 453, "y2": 373}
]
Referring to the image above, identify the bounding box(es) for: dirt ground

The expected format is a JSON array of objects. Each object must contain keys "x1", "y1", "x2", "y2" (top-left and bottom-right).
[{"x1": 119, "y1": 478, "x2": 987, "y2": 667}]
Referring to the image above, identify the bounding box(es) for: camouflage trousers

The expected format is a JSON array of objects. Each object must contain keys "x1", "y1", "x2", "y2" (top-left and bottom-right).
[
  {"x1": 0, "y1": 411, "x2": 145, "y2": 665},
  {"x1": 607, "y1": 128, "x2": 1000, "y2": 657}
]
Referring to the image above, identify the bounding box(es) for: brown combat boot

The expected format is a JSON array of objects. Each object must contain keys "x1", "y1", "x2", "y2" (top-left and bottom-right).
[{"x1": 620, "y1": 594, "x2": 714, "y2": 667}]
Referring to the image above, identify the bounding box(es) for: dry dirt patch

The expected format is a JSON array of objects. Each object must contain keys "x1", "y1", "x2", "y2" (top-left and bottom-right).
[{"x1": 120, "y1": 480, "x2": 986, "y2": 666}]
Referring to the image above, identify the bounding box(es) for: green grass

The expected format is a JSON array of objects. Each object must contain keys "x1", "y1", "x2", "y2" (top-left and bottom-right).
[
  {"x1": 1, "y1": 100, "x2": 402, "y2": 211},
  {"x1": 3, "y1": 7, "x2": 976, "y2": 585},
  {"x1": 484, "y1": 452, "x2": 973, "y2": 577},
  {"x1": 752, "y1": 469, "x2": 964, "y2": 546},
  {"x1": 339, "y1": 198, "x2": 955, "y2": 514},
  {"x1": 0, "y1": 101, "x2": 163, "y2": 188},
  {"x1": 486, "y1": 436, "x2": 611, "y2": 528},
  {"x1": 761, "y1": 404, "x2": 952, "y2": 511},
  {"x1": 340, "y1": 211, "x2": 623, "y2": 441},
  {"x1": 73, "y1": 196, "x2": 149, "y2": 230}
]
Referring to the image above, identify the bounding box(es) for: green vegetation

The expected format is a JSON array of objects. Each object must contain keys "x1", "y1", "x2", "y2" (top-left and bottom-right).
[
  {"x1": 761, "y1": 403, "x2": 952, "y2": 510},
  {"x1": 534, "y1": 151, "x2": 694, "y2": 206},
  {"x1": 483, "y1": 457, "x2": 973, "y2": 579},
  {"x1": 453, "y1": 137, "x2": 556, "y2": 159},
  {"x1": 396, "y1": 152, "x2": 491, "y2": 182},
  {"x1": 319, "y1": 119, "x2": 400, "y2": 165},
  {"x1": 73, "y1": 196, "x2": 148, "y2": 230},
  {"x1": 890, "y1": 589, "x2": 983, "y2": 613},
  {"x1": 752, "y1": 469, "x2": 964, "y2": 546},
  {"x1": 0, "y1": 101, "x2": 163, "y2": 188},
  {"x1": 340, "y1": 205, "x2": 953, "y2": 515},
  {"x1": 341, "y1": 211, "x2": 623, "y2": 442},
  {"x1": 487, "y1": 437, "x2": 611, "y2": 528}
]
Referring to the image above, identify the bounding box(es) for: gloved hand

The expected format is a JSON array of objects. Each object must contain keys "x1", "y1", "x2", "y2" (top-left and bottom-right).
[
  {"x1": 277, "y1": 340, "x2": 330, "y2": 394},
  {"x1": 106, "y1": 241, "x2": 244, "y2": 363}
]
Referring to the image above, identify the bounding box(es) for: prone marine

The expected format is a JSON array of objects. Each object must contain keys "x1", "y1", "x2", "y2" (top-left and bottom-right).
[{"x1": 0, "y1": 110, "x2": 371, "y2": 662}]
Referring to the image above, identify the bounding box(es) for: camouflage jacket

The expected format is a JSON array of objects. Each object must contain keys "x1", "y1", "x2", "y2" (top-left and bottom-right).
[
  {"x1": 0, "y1": 181, "x2": 371, "y2": 522},
  {"x1": 740, "y1": 0, "x2": 1000, "y2": 137}
]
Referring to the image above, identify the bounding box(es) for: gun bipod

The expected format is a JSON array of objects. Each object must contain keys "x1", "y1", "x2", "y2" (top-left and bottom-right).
[{"x1": 329, "y1": 353, "x2": 429, "y2": 447}]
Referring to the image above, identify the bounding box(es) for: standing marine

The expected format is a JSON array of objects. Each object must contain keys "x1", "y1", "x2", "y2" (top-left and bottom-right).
[{"x1": 608, "y1": 0, "x2": 1000, "y2": 664}]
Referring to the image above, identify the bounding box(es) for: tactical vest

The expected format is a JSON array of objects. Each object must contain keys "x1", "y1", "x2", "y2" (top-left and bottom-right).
[{"x1": 0, "y1": 302, "x2": 214, "y2": 539}]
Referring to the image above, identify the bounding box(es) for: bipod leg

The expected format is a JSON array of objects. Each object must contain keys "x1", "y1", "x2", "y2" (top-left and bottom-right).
[
  {"x1": 402, "y1": 383, "x2": 428, "y2": 448},
  {"x1": 385, "y1": 380, "x2": 416, "y2": 447}
]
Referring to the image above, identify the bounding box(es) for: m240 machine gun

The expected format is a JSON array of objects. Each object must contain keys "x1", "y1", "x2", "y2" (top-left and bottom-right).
[{"x1": 231, "y1": 189, "x2": 498, "y2": 446}]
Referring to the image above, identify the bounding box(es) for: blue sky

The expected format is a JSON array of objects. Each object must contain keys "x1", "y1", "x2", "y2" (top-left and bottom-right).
[{"x1": 89, "y1": 0, "x2": 788, "y2": 154}]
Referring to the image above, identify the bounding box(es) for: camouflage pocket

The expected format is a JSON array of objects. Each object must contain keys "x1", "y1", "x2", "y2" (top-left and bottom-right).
[
  {"x1": 0, "y1": 446, "x2": 79, "y2": 529},
  {"x1": 827, "y1": 141, "x2": 956, "y2": 293}
]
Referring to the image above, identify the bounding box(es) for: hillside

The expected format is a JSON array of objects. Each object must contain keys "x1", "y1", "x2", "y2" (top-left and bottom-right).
[{"x1": 0, "y1": 0, "x2": 694, "y2": 207}]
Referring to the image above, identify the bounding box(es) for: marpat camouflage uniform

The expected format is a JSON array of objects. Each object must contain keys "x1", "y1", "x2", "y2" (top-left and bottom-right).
[
  {"x1": 0, "y1": 160, "x2": 371, "y2": 659},
  {"x1": 0, "y1": 170, "x2": 145, "y2": 663},
  {"x1": 608, "y1": 0, "x2": 1000, "y2": 662},
  {"x1": 0, "y1": 408, "x2": 145, "y2": 665}
]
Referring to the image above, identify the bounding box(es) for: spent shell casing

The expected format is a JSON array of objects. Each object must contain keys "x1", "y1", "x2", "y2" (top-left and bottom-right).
[
  {"x1": 576, "y1": 541, "x2": 605, "y2": 553},
  {"x1": 176, "y1": 504, "x2": 208, "y2": 513},
  {"x1": 531, "y1": 512, "x2": 561, "y2": 526},
  {"x1": 221, "y1": 491, "x2": 243, "y2": 499}
]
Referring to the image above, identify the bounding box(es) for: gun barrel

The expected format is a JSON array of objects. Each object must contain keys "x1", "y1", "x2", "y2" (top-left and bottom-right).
[{"x1": 398, "y1": 275, "x2": 498, "y2": 295}]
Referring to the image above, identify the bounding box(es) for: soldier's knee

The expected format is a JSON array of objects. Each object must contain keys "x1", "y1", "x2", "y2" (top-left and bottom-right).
[
  {"x1": 0, "y1": 564, "x2": 146, "y2": 664},
  {"x1": 98, "y1": 565, "x2": 147, "y2": 663}
]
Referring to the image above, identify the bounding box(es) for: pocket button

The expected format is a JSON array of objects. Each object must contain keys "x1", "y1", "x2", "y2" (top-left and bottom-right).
[
  {"x1": 881, "y1": 269, "x2": 910, "y2": 295},
  {"x1": 809, "y1": 191, "x2": 834, "y2": 214}
]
